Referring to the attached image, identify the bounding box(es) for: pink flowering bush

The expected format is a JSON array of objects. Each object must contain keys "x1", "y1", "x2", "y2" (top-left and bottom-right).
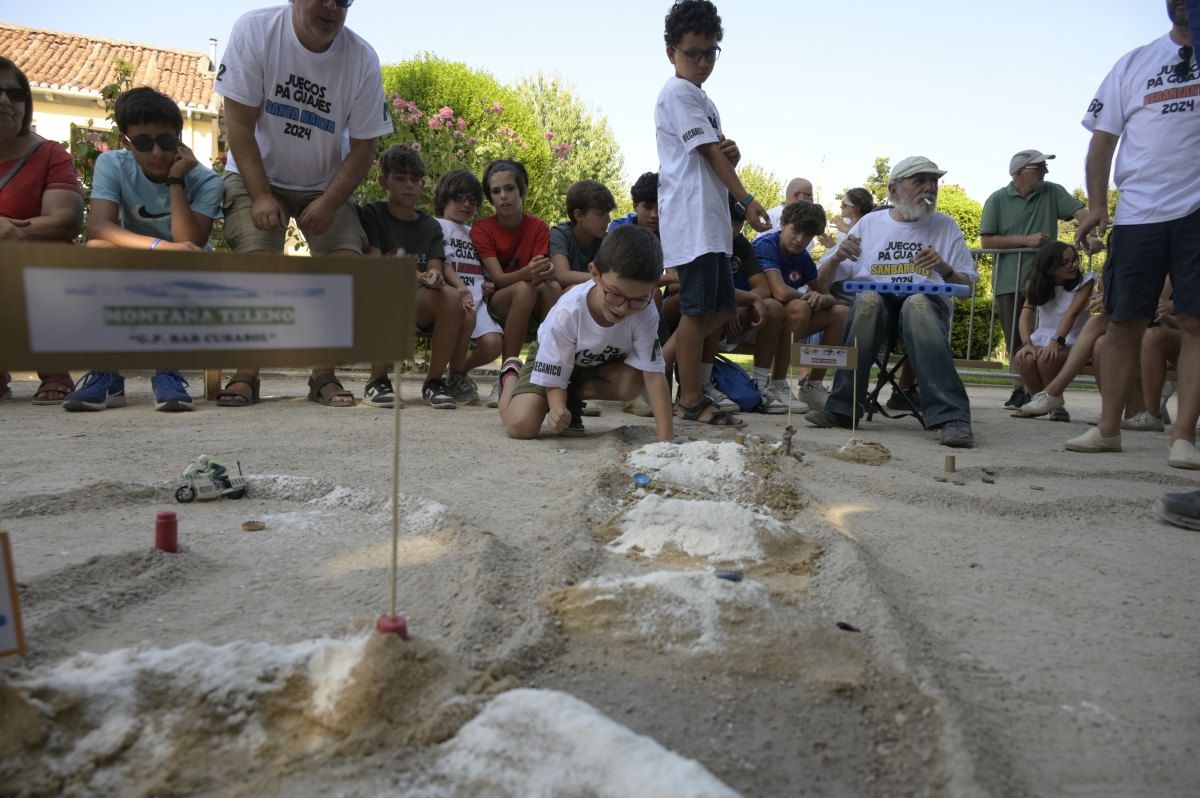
[{"x1": 363, "y1": 91, "x2": 570, "y2": 221}]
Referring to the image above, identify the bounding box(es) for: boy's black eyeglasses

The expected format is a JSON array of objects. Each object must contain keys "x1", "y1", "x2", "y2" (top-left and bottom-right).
[
  {"x1": 1174, "y1": 45, "x2": 1194, "y2": 80},
  {"x1": 127, "y1": 135, "x2": 180, "y2": 153},
  {"x1": 671, "y1": 46, "x2": 721, "y2": 64},
  {"x1": 0, "y1": 87, "x2": 28, "y2": 102},
  {"x1": 596, "y1": 273, "x2": 653, "y2": 311},
  {"x1": 334, "y1": 0, "x2": 354, "y2": 7},
  {"x1": 450, "y1": 193, "x2": 479, "y2": 206}
]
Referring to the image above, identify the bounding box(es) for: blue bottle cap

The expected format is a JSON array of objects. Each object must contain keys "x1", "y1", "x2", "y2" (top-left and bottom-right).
[{"x1": 633, "y1": 472, "x2": 651, "y2": 487}]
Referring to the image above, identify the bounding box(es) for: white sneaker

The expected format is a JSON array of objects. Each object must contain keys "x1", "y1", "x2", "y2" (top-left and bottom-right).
[
  {"x1": 758, "y1": 384, "x2": 787, "y2": 414},
  {"x1": 1121, "y1": 410, "x2": 1164, "y2": 432},
  {"x1": 623, "y1": 393, "x2": 654, "y2": 417},
  {"x1": 702, "y1": 381, "x2": 739, "y2": 412},
  {"x1": 485, "y1": 380, "x2": 502, "y2": 408},
  {"x1": 768, "y1": 380, "x2": 807, "y2": 413},
  {"x1": 1065, "y1": 426, "x2": 1122, "y2": 453},
  {"x1": 1020, "y1": 391, "x2": 1064, "y2": 417},
  {"x1": 1168, "y1": 439, "x2": 1200, "y2": 470},
  {"x1": 795, "y1": 378, "x2": 829, "y2": 410}
]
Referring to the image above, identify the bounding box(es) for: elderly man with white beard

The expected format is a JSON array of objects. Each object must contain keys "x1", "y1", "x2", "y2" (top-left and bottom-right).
[{"x1": 805, "y1": 156, "x2": 978, "y2": 448}]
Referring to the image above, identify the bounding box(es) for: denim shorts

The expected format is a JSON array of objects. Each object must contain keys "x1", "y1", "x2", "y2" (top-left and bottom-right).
[
  {"x1": 677, "y1": 251, "x2": 736, "y2": 316},
  {"x1": 1103, "y1": 206, "x2": 1200, "y2": 321}
]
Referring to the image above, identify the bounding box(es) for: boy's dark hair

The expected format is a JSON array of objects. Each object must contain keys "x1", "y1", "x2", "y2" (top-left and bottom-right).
[
  {"x1": 433, "y1": 169, "x2": 483, "y2": 216},
  {"x1": 566, "y1": 180, "x2": 616, "y2": 221},
  {"x1": 843, "y1": 187, "x2": 875, "y2": 218},
  {"x1": 594, "y1": 225, "x2": 664, "y2": 283},
  {"x1": 780, "y1": 201, "x2": 826, "y2": 236},
  {"x1": 1024, "y1": 241, "x2": 1081, "y2": 306},
  {"x1": 0, "y1": 58, "x2": 34, "y2": 135},
  {"x1": 113, "y1": 86, "x2": 183, "y2": 135},
  {"x1": 379, "y1": 143, "x2": 426, "y2": 179},
  {"x1": 630, "y1": 172, "x2": 659, "y2": 206},
  {"x1": 664, "y1": 0, "x2": 724, "y2": 46},
  {"x1": 482, "y1": 158, "x2": 529, "y2": 202}
]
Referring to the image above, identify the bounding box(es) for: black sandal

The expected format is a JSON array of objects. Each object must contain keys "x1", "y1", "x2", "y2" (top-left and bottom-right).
[{"x1": 674, "y1": 396, "x2": 744, "y2": 427}]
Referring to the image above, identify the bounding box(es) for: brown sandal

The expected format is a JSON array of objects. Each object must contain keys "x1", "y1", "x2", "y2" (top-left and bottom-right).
[
  {"x1": 31, "y1": 374, "x2": 75, "y2": 405},
  {"x1": 217, "y1": 373, "x2": 261, "y2": 407},
  {"x1": 307, "y1": 373, "x2": 355, "y2": 407}
]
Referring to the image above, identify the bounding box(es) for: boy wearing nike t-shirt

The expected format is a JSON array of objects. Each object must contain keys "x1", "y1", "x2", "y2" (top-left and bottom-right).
[
  {"x1": 61, "y1": 86, "x2": 223, "y2": 413},
  {"x1": 498, "y1": 226, "x2": 673, "y2": 441}
]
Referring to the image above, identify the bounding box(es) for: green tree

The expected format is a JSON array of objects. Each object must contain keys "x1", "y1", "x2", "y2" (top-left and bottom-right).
[
  {"x1": 374, "y1": 56, "x2": 626, "y2": 225},
  {"x1": 514, "y1": 75, "x2": 625, "y2": 224},
  {"x1": 864, "y1": 156, "x2": 890, "y2": 204},
  {"x1": 736, "y1": 162, "x2": 783, "y2": 240}
]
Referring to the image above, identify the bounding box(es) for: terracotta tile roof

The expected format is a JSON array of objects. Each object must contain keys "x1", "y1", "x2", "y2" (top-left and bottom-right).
[{"x1": 0, "y1": 23, "x2": 219, "y2": 111}]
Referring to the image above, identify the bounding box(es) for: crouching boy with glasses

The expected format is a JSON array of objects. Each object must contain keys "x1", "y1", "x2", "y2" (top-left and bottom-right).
[{"x1": 498, "y1": 225, "x2": 674, "y2": 442}]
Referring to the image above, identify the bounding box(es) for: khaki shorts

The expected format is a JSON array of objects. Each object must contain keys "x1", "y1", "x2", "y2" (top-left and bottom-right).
[
  {"x1": 221, "y1": 172, "x2": 367, "y2": 256},
  {"x1": 511, "y1": 342, "x2": 605, "y2": 399}
]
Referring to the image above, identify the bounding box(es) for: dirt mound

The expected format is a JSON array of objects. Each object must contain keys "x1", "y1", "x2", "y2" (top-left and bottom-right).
[{"x1": 0, "y1": 631, "x2": 513, "y2": 797}]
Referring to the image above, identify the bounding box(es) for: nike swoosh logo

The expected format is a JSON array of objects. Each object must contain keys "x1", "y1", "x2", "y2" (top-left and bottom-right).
[{"x1": 137, "y1": 205, "x2": 172, "y2": 220}]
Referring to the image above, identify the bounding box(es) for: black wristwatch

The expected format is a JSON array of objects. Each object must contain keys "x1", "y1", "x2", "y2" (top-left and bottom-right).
[
  {"x1": 734, "y1": 193, "x2": 755, "y2": 214},
  {"x1": 164, "y1": 176, "x2": 185, "y2": 186},
  {"x1": 1054, "y1": 335, "x2": 1067, "y2": 346}
]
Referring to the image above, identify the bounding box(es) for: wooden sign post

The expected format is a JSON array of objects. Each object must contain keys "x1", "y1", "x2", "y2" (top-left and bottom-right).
[{"x1": 0, "y1": 533, "x2": 26, "y2": 658}]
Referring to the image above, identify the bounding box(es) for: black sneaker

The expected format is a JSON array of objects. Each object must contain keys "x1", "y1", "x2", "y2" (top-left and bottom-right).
[
  {"x1": 421, "y1": 378, "x2": 457, "y2": 409},
  {"x1": 563, "y1": 393, "x2": 586, "y2": 436},
  {"x1": 885, "y1": 386, "x2": 921, "y2": 411},
  {"x1": 364, "y1": 376, "x2": 397, "y2": 407},
  {"x1": 1003, "y1": 386, "x2": 1030, "y2": 409},
  {"x1": 1154, "y1": 490, "x2": 1200, "y2": 530},
  {"x1": 804, "y1": 408, "x2": 854, "y2": 429}
]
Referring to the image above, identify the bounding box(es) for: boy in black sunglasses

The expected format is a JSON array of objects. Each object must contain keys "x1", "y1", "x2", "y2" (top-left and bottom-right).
[{"x1": 63, "y1": 86, "x2": 223, "y2": 413}]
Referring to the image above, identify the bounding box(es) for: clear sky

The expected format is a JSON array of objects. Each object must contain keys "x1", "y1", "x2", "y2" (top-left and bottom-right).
[{"x1": 2, "y1": 1, "x2": 1171, "y2": 205}]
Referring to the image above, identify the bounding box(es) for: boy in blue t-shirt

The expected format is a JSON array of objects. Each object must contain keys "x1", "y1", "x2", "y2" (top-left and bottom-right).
[
  {"x1": 608, "y1": 172, "x2": 659, "y2": 234},
  {"x1": 63, "y1": 86, "x2": 224, "y2": 412},
  {"x1": 750, "y1": 201, "x2": 847, "y2": 410}
]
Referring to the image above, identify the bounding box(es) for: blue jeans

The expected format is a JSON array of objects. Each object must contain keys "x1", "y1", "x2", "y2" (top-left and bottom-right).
[{"x1": 825, "y1": 292, "x2": 972, "y2": 429}]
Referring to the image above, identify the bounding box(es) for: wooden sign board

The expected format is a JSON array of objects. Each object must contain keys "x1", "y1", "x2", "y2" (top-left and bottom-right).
[
  {"x1": 792, "y1": 343, "x2": 859, "y2": 370},
  {"x1": 0, "y1": 243, "x2": 414, "y2": 370},
  {"x1": 0, "y1": 532, "x2": 25, "y2": 658}
]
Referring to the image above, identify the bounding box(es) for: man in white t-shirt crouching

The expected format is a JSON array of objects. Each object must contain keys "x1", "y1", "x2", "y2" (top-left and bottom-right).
[
  {"x1": 213, "y1": 0, "x2": 393, "y2": 408},
  {"x1": 808, "y1": 156, "x2": 978, "y2": 448}
]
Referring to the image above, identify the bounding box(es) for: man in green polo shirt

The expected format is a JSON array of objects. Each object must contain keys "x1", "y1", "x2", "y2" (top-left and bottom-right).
[{"x1": 980, "y1": 149, "x2": 1092, "y2": 409}]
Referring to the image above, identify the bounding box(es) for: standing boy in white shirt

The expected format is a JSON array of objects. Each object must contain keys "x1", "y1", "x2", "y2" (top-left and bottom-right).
[
  {"x1": 655, "y1": 0, "x2": 770, "y2": 427},
  {"x1": 499, "y1": 226, "x2": 673, "y2": 442}
]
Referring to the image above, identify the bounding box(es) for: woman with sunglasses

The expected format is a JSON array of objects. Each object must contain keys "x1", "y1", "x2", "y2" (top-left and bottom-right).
[{"x1": 0, "y1": 56, "x2": 85, "y2": 404}]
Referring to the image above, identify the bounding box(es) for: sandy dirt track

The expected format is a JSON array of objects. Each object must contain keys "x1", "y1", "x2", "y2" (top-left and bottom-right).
[{"x1": 1, "y1": 369, "x2": 1197, "y2": 797}]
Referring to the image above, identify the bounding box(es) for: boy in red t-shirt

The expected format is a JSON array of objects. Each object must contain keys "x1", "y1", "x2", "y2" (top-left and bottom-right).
[{"x1": 470, "y1": 159, "x2": 559, "y2": 379}]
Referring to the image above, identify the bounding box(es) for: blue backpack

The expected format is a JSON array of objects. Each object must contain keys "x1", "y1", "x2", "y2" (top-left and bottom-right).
[{"x1": 710, "y1": 355, "x2": 762, "y2": 412}]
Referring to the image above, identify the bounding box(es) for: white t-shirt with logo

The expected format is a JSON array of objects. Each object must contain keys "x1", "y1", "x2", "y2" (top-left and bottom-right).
[
  {"x1": 530, "y1": 281, "x2": 665, "y2": 389},
  {"x1": 438, "y1": 217, "x2": 501, "y2": 339},
  {"x1": 1083, "y1": 33, "x2": 1200, "y2": 225},
  {"x1": 655, "y1": 77, "x2": 731, "y2": 268},
  {"x1": 1030, "y1": 273, "x2": 1096, "y2": 347},
  {"x1": 840, "y1": 210, "x2": 977, "y2": 285},
  {"x1": 216, "y1": 5, "x2": 393, "y2": 191}
]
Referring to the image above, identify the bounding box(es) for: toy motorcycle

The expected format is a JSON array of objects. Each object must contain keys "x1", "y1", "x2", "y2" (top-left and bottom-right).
[{"x1": 174, "y1": 462, "x2": 248, "y2": 503}]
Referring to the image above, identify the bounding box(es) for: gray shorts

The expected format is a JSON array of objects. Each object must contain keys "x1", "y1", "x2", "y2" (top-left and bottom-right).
[{"x1": 221, "y1": 171, "x2": 367, "y2": 256}]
